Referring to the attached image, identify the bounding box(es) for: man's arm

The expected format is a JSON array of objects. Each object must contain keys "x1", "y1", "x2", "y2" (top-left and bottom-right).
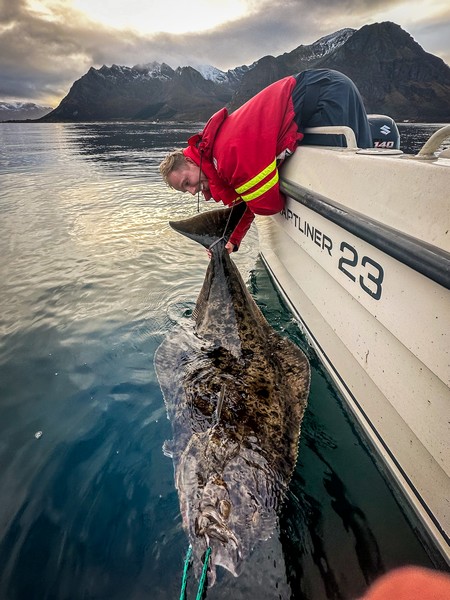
[{"x1": 228, "y1": 206, "x2": 255, "y2": 251}]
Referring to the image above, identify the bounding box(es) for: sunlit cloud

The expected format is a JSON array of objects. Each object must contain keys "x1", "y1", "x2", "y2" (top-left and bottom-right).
[{"x1": 72, "y1": 0, "x2": 251, "y2": 34}]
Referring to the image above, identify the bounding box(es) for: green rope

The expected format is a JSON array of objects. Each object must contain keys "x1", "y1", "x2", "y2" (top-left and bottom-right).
[
  {"x1": 178, "y1": 544, "x2": 211, "y2": 600},
  {"x1": 195, "y1": 546, "x2": 211, "y2": 600},
  {"x1": 179, "y1": 544, "x2": 192, "y2": 600}
]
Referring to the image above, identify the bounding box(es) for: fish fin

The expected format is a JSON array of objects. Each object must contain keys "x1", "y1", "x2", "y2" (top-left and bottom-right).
[
  {"x1": 169, "y1": 203, "x2": 247, "y2": 249},
  {"x1": 275, "y1": 336, "x2": 310, "y2": 408},
  {"x1": 154, "y1": 325, "x2": 194, "y2": 415}
]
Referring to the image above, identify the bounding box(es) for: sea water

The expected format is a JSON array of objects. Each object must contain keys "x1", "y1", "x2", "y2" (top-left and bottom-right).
[{"x1": 0, "y1": 122, "x2": 443, "y2": 600}]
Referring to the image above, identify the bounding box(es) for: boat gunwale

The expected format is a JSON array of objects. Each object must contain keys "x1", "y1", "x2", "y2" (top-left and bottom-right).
[
  {"x1": 258, "y1": 248, "x2": 450, "y2": 566},
  {"x1": 280, "y1": 178, "x2": 450, "y2": 290}
]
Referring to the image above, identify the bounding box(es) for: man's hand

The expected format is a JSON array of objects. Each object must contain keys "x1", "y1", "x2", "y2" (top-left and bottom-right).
[{"x1": 206, "y1": 241, "x2": 236, "y2": 259}]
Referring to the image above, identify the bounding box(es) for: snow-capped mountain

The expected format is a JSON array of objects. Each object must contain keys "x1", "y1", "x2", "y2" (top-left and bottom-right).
[
  {"x1": 131, "y1": 61, "x2": 176, "y2": 80},
  {"x1": 131, "y1": 61, "x2": 253, "y2": 86},
  {"x1": 0, "y1": 101, "x2": 53, "y2": 121},
  {"x1": 185, "y1": 63, "x2": 254, "y2": 84},
  {"x1": 40, "y1": 23, "x2": 450, "y2": 123},
  {"x1": 306, "y1": 28, "x2": 356, "y2": 59},
  {"x1": 189, "y1": 64, "x2": 229, "y2": 84}
]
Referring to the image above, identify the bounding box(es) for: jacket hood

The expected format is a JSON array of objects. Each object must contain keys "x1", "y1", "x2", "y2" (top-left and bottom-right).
[{"x1": 186, "y1": 107, "x2": 228, "y2": 160}]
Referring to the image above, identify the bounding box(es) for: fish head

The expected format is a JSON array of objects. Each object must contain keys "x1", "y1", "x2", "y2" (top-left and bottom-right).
[
  {"x1": 177, "y1": 434, "x2": 244, "y2": 585},
  {"x1": 192, "y1": 473, "x2": 243, "y2": 585}
]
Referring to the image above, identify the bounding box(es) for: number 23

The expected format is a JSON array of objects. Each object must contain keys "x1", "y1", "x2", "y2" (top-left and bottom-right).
[{"x1": 338, "y1": 242, "x2": 384, "y2": 300}]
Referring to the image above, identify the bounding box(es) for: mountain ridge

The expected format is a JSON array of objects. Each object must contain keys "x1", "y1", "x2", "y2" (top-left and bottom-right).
[
  {"x1": 0, "y1": 101, "x2": 53, "y2": 121},
  {"x1": 9, "y1": 22, "x2": 450, "y2": 123}
]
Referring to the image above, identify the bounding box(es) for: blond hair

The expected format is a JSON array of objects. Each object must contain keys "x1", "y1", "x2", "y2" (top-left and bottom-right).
[{"x1": 159, "y1": 149, "x2": 188, "y2": 186}]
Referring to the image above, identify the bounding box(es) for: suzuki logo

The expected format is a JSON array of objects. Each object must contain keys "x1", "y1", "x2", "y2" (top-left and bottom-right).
[{"x1": 380, "y1": 125, "x2": 391, "y2": 136}]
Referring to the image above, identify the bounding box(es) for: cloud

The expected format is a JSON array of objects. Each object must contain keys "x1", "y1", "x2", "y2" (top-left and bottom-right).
[
  {"x1": 406, "y1": 10, "x2": 450, "y2": 66},
  {"x1": 0, "y1": 0, "x2": 449, "y2": 105}
]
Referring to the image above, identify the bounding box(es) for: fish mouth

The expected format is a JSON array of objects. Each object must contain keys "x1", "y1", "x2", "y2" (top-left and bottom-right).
[
  {"x1": 194, "y1": 508, "x2": 242, "y2": 586},
  {"x1": 195, "y1": 507, "x2": 241, "y2": 558},
  {"x1": 195, "y1": 507, "x2": 240, "y2": 548}
]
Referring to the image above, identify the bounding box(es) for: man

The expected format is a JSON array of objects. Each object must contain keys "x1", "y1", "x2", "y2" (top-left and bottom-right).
[{"x1": 160, "y1": 69, "x2": 371, "y2": 252}]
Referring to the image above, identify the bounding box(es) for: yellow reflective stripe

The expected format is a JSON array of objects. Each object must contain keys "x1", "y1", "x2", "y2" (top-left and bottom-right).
[
  {"x1": 235, "y1": 159, "x2": 277, "y2": 194},
  {"x1": 241, "y1": 170, "x2": 279, "y2": 202}
]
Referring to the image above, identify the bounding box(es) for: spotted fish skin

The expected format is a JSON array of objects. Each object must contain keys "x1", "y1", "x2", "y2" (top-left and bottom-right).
[{"x1": 155, "y1": 206, "x2": 310, "y2": 585}]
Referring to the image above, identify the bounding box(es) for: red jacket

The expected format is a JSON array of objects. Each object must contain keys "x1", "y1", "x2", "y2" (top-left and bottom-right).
[{"x1": 183, "y1": 75, "x2": 303, "y2": 248}]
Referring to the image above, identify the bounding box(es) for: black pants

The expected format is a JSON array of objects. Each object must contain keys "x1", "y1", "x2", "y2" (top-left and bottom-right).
[{"x1": 292, "y1": 69, "x2": 372, "y2": 148}]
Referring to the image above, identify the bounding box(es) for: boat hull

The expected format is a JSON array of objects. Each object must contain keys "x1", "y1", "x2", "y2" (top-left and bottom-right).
[{"x1": 256, "y1": 143, "x2": 450, "y2": 565}]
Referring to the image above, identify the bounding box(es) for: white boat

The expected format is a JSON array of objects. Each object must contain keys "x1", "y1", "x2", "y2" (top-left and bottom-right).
[{"x1": 256, "y1": 123, "x2": 450, "y2": 566}]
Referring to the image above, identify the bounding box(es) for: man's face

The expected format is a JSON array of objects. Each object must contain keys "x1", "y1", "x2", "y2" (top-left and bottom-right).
[{"x1": 167, "y1": 158, "x2": 209, "y2": 195}]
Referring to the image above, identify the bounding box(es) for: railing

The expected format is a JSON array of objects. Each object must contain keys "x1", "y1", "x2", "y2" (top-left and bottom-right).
[{"x1": 303, "y1": 125, "x2": 358, "y2": 149}]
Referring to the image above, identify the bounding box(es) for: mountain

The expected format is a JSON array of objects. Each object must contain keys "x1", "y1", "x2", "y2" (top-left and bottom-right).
[
  {"x1": 0, "y1": 101, "x2": 53, "y2": 121},
  {"x1": 42, "y1": 61, "x2": 239, "y2": 122},
  {"x1": 229, "y1": 28, "x2": 356, "y2": 109},
  {"x1": 41, "y1": 22, "x2": 450, "y2": 123},
  {"x1": 230, "y1": 22, "x2": 450, "y2": 121}
]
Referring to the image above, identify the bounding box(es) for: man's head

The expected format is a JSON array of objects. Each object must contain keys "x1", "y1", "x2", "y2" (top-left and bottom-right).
[{"x1": 160, "y1": 150, "x2": 209, "y2": 195}]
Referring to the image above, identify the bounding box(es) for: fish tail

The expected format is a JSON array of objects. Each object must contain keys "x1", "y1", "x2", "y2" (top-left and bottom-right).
[{"x1": 169, "y1": 202, "x2": 247, "y2": 248}]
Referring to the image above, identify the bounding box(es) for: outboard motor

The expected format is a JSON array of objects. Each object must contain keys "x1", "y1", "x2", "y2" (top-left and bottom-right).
[{"x1": 368, "y1": 114, "x2": 400, "y2": 149}]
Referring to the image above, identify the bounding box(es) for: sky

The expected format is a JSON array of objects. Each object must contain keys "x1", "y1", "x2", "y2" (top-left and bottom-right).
[{"x1": 1, "y1": 0, "x2": 449, "y2": 107}]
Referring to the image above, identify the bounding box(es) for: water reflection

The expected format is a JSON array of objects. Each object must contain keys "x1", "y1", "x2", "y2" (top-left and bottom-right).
[
  {"x1": 398, "y1": 123, "x2": 448, "y2": 154},
  {"x1": 0, "y1": 122, "x2": 439, "y2": 600},
  {"x1": 64, "y1": 122, "x2": 204, "y2": 167}
]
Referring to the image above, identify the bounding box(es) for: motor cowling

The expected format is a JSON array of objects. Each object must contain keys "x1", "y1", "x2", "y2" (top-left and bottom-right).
[{"x1": 368, "y1": 114, "x2": 400, "y2": 149}]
